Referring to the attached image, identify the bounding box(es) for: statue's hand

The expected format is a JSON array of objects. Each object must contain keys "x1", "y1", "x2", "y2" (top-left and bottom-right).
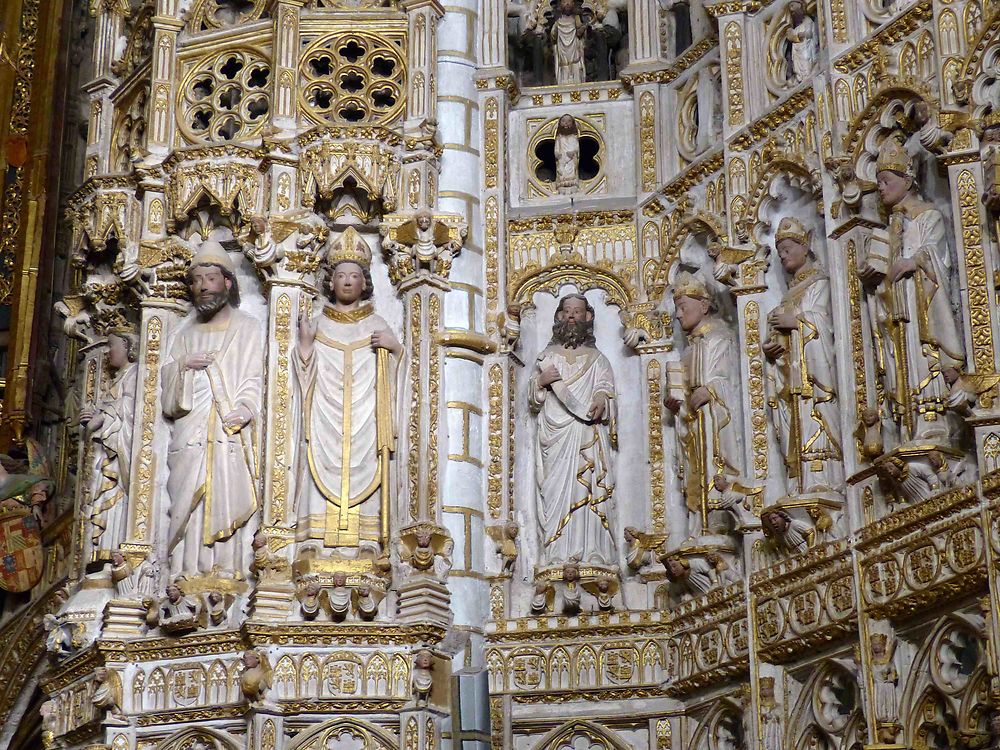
[
  {"x1": 87, "y1": 412, "x2": 105, "y2": 433},
  {"x1": 688, "y1": 386, "x2": 711, "y2": 411},
  {"x1": 761, "y1": 337, "x2": 786, "y2": 361},
  {"x1": 371, "y1": 328, "x2": 401, "y2": 354},
  {"x1": 887, "y1": 257, "x2": 918, "y2": 283},
  {"x1": 298, "y1": 311, "x2": 318, "y2": 357},
  {"x1": 183, "y1": 352, "x2": 215, "y2": 371},
  {"x1": 222, "y1": 405, "x2": 253, "y2": 432},
  {"x1": 588, "y1": 396, "x2": 607, "y2": 422},
  {"x1": 663, "y1": 394, "x2": 682, "y2": 414},
  {"x1": 767, "y1": 310, "x2": 798, "y2": 332},
  {"x1": 78, "y1": 406, "x2": 95, "y2": 424},
  {"x1": 537, "y1": 364, "x2": 562, "y2": 388}
]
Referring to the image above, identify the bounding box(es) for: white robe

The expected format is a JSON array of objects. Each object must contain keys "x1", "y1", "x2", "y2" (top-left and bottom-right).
[
  {"x1": 788, "y1": 16, "x2": 817, "y2": 82},
  {"x1": 868, "y1": 202, "x2": 965, "y2": 442},
  {"x1": 529, "y1": 344, "x2": 617, "y2": 566},
  {"x1": 552, "y1": 15, "x2": 586, "y2": 84},
  {"x1": 676, "y1": 317, "x2": 744, "y2": 530},
  {"x1": 555, "y1": 133, "x2": 580, "y2": 191},
  {"x1": 294, "y1": 304, "x2": 399, "y2": 550},
  {"x1": 162, "y1": 309, "x2": 263, "y2": 578},
  {"x1": 88, "y1": 363, "x2": 137, "y2": 563},
  {"x1": 767, "y1": 265, "x2": 843, "y2": 495}
]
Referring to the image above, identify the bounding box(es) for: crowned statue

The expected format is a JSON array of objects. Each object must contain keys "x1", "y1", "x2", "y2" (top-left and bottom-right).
[
  {"x1": 161, "y1": 242, "x2": 264, "y2": 578},
  {"x1": 294, "y1": 227, "x2": 402, "y2": 555},
  {"x1": 665, "y1": 274, "x2": 745, "y2": 537},
  {"x1": 81, "y1": 329, "x2": 139, "y2": 564},
  {"x1": 529, "y1": 293, "x2": 618, "y2": 567},
  {"x1": 762, "y1": 218, "x2": 843, "y2": 496},
  {"x1": 859, "y1": 137, "x2": 966, "y2": 443}
]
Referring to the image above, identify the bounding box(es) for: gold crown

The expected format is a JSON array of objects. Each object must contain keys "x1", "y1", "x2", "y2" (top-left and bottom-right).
[
  {"x1": 774, "y1": 217, "x2": 810, "y2": 246},
  {"x1": 327, "y1": 226, "x2": 372, "y2": 268},
  {"x1": 876, "y1": 136, "x2": 914, "y2": 178},
  {"x1": 671, "y1": 271, "x2": 710, "y2": 301},
  {"x1": 190, "y1": 240, "x2": 235, "y2": 272}
]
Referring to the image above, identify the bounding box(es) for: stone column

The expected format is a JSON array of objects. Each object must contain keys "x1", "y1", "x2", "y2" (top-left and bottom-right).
[
  {"x1": 627, "y1": 0, "x2": 661, "y2": 68},
  {"x1": 86, "y1": 0, "x2": 128, "y2": 175},
  {"x1": 270, "y1": 1, "x2": 304, "y2": 132},
  {"x1": 147, "y1": 3, "x2": 182, "y2": 157}
]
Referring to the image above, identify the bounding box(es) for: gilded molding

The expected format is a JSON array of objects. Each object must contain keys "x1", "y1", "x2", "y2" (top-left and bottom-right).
[
  {"x1": 957, "y1": 169, "x2": 994, "y2": 373},
  {"x1": 428, "y1": 294, "x2": 441, "y2": 518},
  {"x1": 724, "y1": 23, "x2": 744, "y2": 127},
  {"x1": 639, "y1": 91, "x2": 657, "y2": 192},
  {"x1": 744, "y1": 302, "x2": 768, "y2": 480},
  {"x1": 832, "y1": 0, "x2": 933, "y2": 74},
  {"x1": 407, "y1": 295, "x2": 422, "y2": 520},
  {"x1": 131, "y1": 315, "x2": 162, "y2": 542},
  {"x1": 484, "y1": 97, "x2": 499, "y2": 189},
  {"x1": 270, "y1": 293, "x2": 292, "y2": 524},
  {"x1": 488, "y1": 364, "x2": 503, "y2": 520},
  {"x1": 647, "y1": 361, "x2": 666, "y2": 533},
  {"x1": 662, "y1": 153, "x2": 724, "y2": 199}
]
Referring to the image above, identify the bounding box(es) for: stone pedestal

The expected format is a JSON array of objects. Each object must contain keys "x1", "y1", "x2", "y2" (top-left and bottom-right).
[
  {"x1": 102, "y1": 599, "x2": 149, "y2": 638},
  {"x1": 397, "y1": 575, "x2": 452, "y2": 627},
  {"x1": 248, "y1": 579, "x2": 296, "y2": 622}
]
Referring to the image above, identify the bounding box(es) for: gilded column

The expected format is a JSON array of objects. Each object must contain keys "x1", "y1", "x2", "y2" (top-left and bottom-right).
[
  {"x1": 146, "y1": 2, "x2": 182, "y2": 156},
  {"x1": 270, "y1": 0, "x2": 303, "y2": 131}
]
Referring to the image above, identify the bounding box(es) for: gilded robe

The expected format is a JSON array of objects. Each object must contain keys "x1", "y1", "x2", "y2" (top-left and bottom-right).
[
  {"x1": 88, "y1": 363, "x2": 137, "y2": 563},
  {"x1": 162, "y1": 310, "x2": 263, "y2": 577},
  {"x1": 766, "y1": 265, "x2": 843, "y2": 494},
  {"x1": 529, "y1": 344, "x2": 617, "y2": 566},
  {"x1": 294, "y1": 304, "x2": 399, "y2": 551}
]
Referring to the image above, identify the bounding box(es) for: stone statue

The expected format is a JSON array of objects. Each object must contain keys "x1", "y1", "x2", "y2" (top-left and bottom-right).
[
  {"x1": 529, "y1": 294, "x2": 618, "y2": 567},
  {"x1": 759, "y1": 676, "x2": 782, "y2": 750},
  {"x1": 665, "y1": 274, "x2": 744, "y2": 538},
  {"x1": 240, "y1": 649, "x2": 271, "y2": 703},
  {"x1": 554, "y1": 115, "x2": 581, "y2": 194},
  {"x1": 551, "y1": 0, "x2": 586, "y2": 84},
  {"x1": 355, "y1": 582, "x2": 380, "y2": 620},
  {"x1": 762, "y1": 218, "x2": 843, "y2": 496},
  {"x1": 43, "y1": 614, "x2": 74, "y2": 657},
  {"x1": 623, "y1": 527, "x2": 667, "y2": 573},
  {"x1": 785, "y1": 1, "x2": 817, "y2": 83},
  {"x1": 870, "y1": 633, "x2": 899, "y2": 741},
  {"x1": 81, "y1": 329, "x2": 138, "y2": 565},
  {"x1": 560, "y1": 560, "x2": 582, "y2": 614},
  {"x1": 329, "y1": 571, "x2": 351, "y2": 622},
  {"x1": 161, "y1": 242, "x2": 264, "y2": 578},
  {"x1": 298, "y1": 579, "x2": 323, "y2": 620},
  {"x1": 412, "y1": 649, "x2": 434, "y2": 707},
  {"x1": 381, "y1": 210, "x2": 464, "y2": 281},
  {"x1": 154, "y1": 581, "x2": 202, "y2": 634},
  {"x1": 859, "y1": 138, "x2": 965, "y2": 443},
  {"x1": 91, "y1": 667, "x2": 123, "y2": 718},
  {"x1": 295, "y1": 227, "x2": 401, "y2": 555},
  {"x1": 486, "y1": 520, "x2": 520, "y2": 574},
  {"x1": 661, "y1": 555, "x2": 715, "y2": 601},
  {"x1": 761, "y1": 509, "x2": 813, "y2": 554}
]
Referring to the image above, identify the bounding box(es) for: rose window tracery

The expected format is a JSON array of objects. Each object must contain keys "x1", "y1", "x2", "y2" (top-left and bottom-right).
[
  {"x1": 179, "y1": 50, "x2": 272, "y2": 143},
  {"x1": 299, "y1": 30, "x2": 406, "y2": 126}
]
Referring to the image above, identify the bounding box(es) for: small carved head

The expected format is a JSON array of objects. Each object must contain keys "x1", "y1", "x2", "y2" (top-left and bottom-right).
[
  {"x1": 862, "y1": 407, "x2": 880, "y2": 427},
  {"x1": 242, "y1": 649, "x2": 260, "y2": 669},
  {"x1": 788, "y1": 0, "x2": 804, "y2": 22},
  {"x1": 414, "y1": 649, "x2": 433, "y2": 670},
  {"x1": 504, "y1": 520, "x2": 519, "y2": 540},
  {"x1": 251, "y1": 531, "x2": 268, "y2": 551},
  {"x1": 94, "y1": 667, "x2": 108, "y2": 682},
  {"x1": 332, "y1": 571, "x2": 348, "y2": 588},
  {"x1": 206, "y1": 590, "x2": 223, "y2": 606},
  {"x1": 928, "y1": 449, "x2": 946, "y2": 471},
  {"x1": 712, "y1": 474, "x2": 731, "y2": 493},
  {"x1": 623, "y1": 526, "x2": 638, "y2": 542},
  {"x1": 303, "y1": 580, "x2": 321, "y2": 597},
  {"x1": 357, "y1": 584, "x2": 371, "y2": 598},
  {"x1": 759, "y1": 675, "x2": 775, "y2": 698},
  {"x1": 664, "y1": 556, "x2": 689, "y2": 581},
  {"x1": 416, "y1": 529, "x2": 433, "y2": 548},
  {"x1": 415, "y1": 209, "x2": 433, "y2": 231},
  {"x1": 761, "y1": 510, "x2": 790, "y2": 537},
  {"x1": 596, "y1": 578, "x2": 610, "y2": 593},
  {"x1": 870, "y1": 632, "x2": 887, "y2": 657},
  {"x1": 562, "y1": 561, "x2": 580, "y2": 583},
  {"x1": 165, "y1": 583, "x2": 182, "y2": 602},
  {"x1": 557, "y1": 114, "x2": 578, "y2": 136},
  {"x1": 557, "y1": 0, "x2": 576, "y2": 15},
  {"x1": 107, "y1": 331, "x2": 138, "y2": 369}
]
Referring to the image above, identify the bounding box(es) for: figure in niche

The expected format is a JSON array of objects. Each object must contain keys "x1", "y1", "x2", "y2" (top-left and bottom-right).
[
  {"x1": 858, "y1": 138, "x2": 966, "y2": 444},
  {"x1": 785, "y1": 1, "x2": 817, "y2": 83},
  {"x1": 761, "y1": 509, "x2": 814, "y2": 553},
  {"x1": 552, "y1": 0, "x2": 586, "y2": 84},
  {"x1": 583, "y1": 3, "x2": 624, "y2": 82},
  {"x1": 555, "y1": 115, "x2": 581, "y2": 194},
  {"x1": 294, "y1": 227, "x2": 402, "y2": 556},
  {"x1": 759, "y1": 676, "x2": 783, "y2": 750},
  {"x1": 161, "y1": 242, "x2": 263, "y2": 578},
  {"x1": 80, "y1": 330, "x2": 138, "y2": 566},
  {"x1": 870, "y1": 633, "x2": 899, "y2": 741},
  {"x1": 508, "y1": 0, "x2": 548, "y2": 86},
  {"x1": 665, "y1": 274, "x2": 744, "y2": 538},
  {"x1": 530, "y1": 294, "x2": 618, "y2": 567},
  {"x1": 152, "y1": 581, "x2": 203, "y2": 634},
  {"x1": 762, "y1": 218, "x2": 843, "y2": 497}
]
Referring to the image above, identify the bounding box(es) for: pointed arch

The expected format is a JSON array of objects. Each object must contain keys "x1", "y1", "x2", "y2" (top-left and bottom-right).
[
  {"x1": 532, "y1": 719, "x2": 632, "y2": 750},
  {"x1": 154, "y1": 727, "x2": 242, "y2": 750}
]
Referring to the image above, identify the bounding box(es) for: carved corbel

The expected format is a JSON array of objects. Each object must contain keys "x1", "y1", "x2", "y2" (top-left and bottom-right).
[
  {"x1": 379, "y1": 210, "x2": 467, "y2": 288},
  {"x1": 398, "y1": 523, "x2": 454, "y2": 579}
]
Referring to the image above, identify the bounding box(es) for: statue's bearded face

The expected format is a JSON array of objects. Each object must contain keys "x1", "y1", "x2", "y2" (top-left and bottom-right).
[
  {"x1": 675, "y1": 295, "x2": 710, "y2": 333},
  {"x1": 552, "y1": 297, "x2": 595, "y2": 348},
  {"x1": 190, "y1": 265, "x2": 232, "y2": 317},
  {"x1": 330, "y1": 262, "x2": 367, "y2": 304},
  {"x1": 776, "y1": 238, "x2": 809, "y2": 275},
  {"x1": 876, "y1": 169, "x2": 911, "y2": 208}
]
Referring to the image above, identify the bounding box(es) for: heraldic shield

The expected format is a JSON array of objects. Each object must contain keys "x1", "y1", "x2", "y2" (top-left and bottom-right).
[{"x1": 0, "y1": 505, "x2": 43, "y2": 592}]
